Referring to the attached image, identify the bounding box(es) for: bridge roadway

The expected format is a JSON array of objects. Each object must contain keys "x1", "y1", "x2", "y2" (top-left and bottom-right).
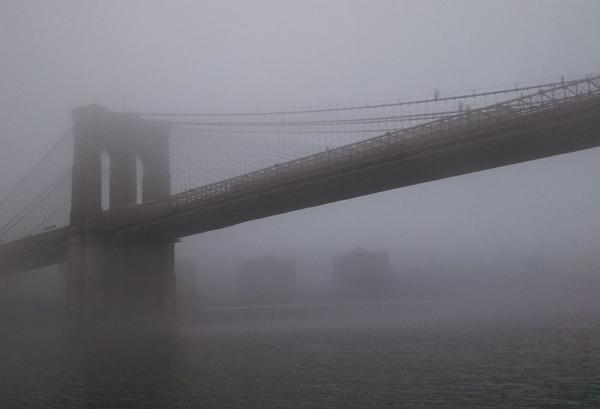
[
  {"x1": 2, "y1": 79, "x2": 600, "y2": 274},
  {"x1": 0, "y1": 227, "x2": 68, "y2": 273}
]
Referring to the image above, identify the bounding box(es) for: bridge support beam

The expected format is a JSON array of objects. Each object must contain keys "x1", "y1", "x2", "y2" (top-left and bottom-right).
[
  {"x1": 65, "y1": 233, "x2": 176, "y2": 326},
  {"x1": 65, "y1": 233, "x2": 104, "y2": 322},
  {"x1": 67, "y1": 105, "x2": 174, "y2": 328},
  {"x1": 1, "y1": 272, "x2": 9, "y2": 309}
]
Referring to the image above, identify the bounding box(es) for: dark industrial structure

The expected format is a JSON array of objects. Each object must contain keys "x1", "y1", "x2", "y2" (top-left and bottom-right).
[{"x1": 333, "y1": 248, "x2": 391, "y2": 300}]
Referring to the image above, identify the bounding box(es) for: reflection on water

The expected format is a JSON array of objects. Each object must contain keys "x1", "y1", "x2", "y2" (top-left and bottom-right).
[
  {"x1": 1, "y1": 328, "x2": 181, "y2": 408},
  {"x1": 1, "y1": 308, "x2": 600, "y2": 408}
]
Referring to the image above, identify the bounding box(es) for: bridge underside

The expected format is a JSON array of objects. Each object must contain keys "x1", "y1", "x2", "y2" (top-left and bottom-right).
[
  {"x1": 118, "y1": 99, "x2": 600, "y2": 238},
  {"x1": 0, "y1": 228, "x2": 68, "y2": 275}
]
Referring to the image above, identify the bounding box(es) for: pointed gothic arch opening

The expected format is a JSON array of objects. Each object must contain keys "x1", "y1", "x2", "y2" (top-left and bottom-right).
[
  {"x1": 100, "y1": 149, "x2": 111, "y2": 210},
  {"x1": 136, "y1": 156, "x2": 144, "y2": 204}
]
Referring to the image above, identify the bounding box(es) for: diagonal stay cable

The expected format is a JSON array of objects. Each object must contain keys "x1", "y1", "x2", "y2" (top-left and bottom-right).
[
  {"x1": 24, "y1": 198, "x2": 71, "y2": 237},
  {"x1": 0, "y1": 128, "x2": 72, "y2": 210},
  {"x1": 0, "y1": 167, "x2": 72, "y2": 239}
]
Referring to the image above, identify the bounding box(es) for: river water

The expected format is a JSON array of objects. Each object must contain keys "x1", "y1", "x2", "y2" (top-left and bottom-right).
[{"x1": 1, "y1": 305, "x2": 600, "y2": 408}]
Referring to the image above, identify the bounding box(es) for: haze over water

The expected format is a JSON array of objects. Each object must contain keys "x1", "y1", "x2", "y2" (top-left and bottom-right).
[
  {"x1": 2, "y1": 1, "x2": 600, "y2": 408},
  {"x1": 2, "y1": 305, "x2": 600, "y2": 408}
]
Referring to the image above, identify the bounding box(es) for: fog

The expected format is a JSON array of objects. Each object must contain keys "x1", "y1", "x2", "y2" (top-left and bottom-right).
[
  {"x1": 2, "y1": 2, "x2": 600, "y2": 407},
  {"x1": 2, "y1": 0, "x2": 600, "y2": 312}
]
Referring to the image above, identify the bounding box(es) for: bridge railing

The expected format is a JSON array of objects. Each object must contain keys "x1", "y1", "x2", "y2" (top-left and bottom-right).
[{"x1": 105, "y1": 75, "x2": 600, "y2": 231}]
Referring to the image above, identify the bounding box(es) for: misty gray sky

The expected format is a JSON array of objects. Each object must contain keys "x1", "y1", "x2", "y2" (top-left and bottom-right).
[{"x1": 2, "y1": 0, "x2": 600, "y2": 275}]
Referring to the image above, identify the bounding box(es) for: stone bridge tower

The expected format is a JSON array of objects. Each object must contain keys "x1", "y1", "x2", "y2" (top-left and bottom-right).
[{"x1": 67, "y1": 105, "x2": 175, "y2": 326}]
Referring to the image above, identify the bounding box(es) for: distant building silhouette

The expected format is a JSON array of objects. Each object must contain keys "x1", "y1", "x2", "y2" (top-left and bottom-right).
[
  {"x1": 176, "y1": 260, "x2": 202, "y2": 306},
  {"x1": 238, "y1": 256, "x2": 296, "y2": 305},
  {"x1": 333, "y1": 248, "x2": 391, "y2": 300}
]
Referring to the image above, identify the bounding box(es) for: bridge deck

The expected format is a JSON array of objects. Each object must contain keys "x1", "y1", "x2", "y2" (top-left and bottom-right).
[
  {"x1": 107, "y1": 82, "x2": 600, "y2": 237},
  {"x1": 2, "y1": 76, "x2": 600, "y2": 272},
  {"x1": 0, "y1": 227, "x2": 68, "y2": 274}
]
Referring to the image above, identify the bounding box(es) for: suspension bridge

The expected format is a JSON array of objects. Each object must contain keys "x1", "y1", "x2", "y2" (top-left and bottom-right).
[{"x1": 1, "y1": 75, "x2": 600, "y2": 323}]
